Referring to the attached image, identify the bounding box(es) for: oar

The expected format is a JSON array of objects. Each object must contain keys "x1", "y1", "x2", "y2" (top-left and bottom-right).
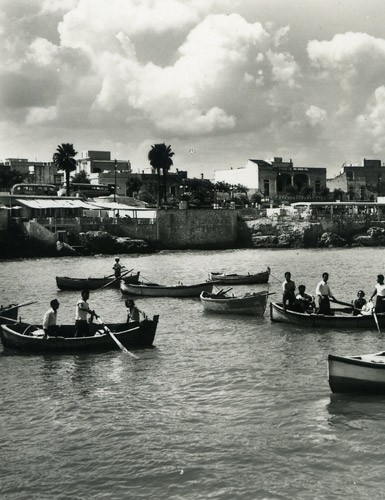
[
  {"x1": 0, "y1": 300, "x2": 38, "y2": 313},
  {"x1": 217, "y1": 287, "x2": 233, "y2": 296},
  {"x1": 94, "y1": 314, "x2": 139, "y2": 359},
  {"x1": 373, "y1": 309, "x2": 382, "y2": 335},
  {"x1": 97, "y1": 269, "x2": 133, "y2": 290}
]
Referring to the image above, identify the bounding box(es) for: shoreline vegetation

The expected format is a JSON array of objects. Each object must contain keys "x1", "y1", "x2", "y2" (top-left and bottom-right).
[{"x1": 2, "y1": 212, "x2": 385, "y2": 259}]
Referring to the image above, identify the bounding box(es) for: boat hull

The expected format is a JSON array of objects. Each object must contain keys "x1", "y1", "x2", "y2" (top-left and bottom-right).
[
  {"x1": 328, "y1": 353, "x2": 385, "y2": 393},
  {"x1": 270, "y1": 302, "x2": 385, "y2": 329},
  {"x1": 208, "y1": 269, "x2": 270, "y2": 285},
  {"x1": 120, "y1": 281, "x2": 214, "y2": 297},
  {"x1": 56, "y1": 272, "x2": 140, "y2": 290},
  {"x1": 0, "y1": 316, "x2": 158, "y2": 353},
  {"x1": 200, "y1": 291, "x2": 268, "y2": 315}
]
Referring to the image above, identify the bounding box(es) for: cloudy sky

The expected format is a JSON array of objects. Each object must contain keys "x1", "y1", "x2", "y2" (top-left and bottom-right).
[{"x1": 1, "y1": 0, "x2": 385, "y2": 178}]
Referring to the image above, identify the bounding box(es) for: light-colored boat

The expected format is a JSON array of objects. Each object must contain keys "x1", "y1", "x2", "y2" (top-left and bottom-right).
[
  {"x1": 270, "y1": 301, "x2": 384, "y2": 329},
  {"x1": 120, "y1": 280, "x2": 214, "y2": 297},
  {"x1": 200, "y1": 290, "x2": 269, "y2": 316},
  {"x1": 328, "y1": 352, "x2": 385, "y2": 393},
  {"x1": 208, "y1": 268, "x2": 270, "y2": 285}
]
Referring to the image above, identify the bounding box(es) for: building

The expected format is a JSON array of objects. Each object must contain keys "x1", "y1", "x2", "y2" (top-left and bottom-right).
[
  {"x1": 215, "y1": 157, "x2": 327, "y2": 199},
  {"x1": 0, "y1": 158, "x2": 60, "y2": 185},
  {"x1": 76, "y1": 150, "x2": 131, "y2": 176},
  {"x1": 326, "y1": 159, "x2": 385, "y2": 200}
]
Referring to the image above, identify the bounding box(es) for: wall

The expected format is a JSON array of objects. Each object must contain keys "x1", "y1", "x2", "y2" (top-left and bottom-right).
[
  {"x1": 23, "y1": 220, "x2": 57, "y2": 248},
  {"x1": 156, "y1": 209, "x2": 238, "y2": 249},
  {"x1": 0, "y1": 209, "x2": 8, "y2": 229}
]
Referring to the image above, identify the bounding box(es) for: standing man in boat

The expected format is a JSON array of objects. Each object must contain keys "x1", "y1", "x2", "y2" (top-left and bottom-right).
[
  {"x1": 75, "y1": 290, "x2": 95, "y2": 337},
  {"x1": 112, "y1": 258, "x2": 124, "y2": 279},
  {"x1": 370, "y1": 274, "x2": 385, "y2": 313},
  {"x1": 315, "y1": 272, "x2": 336, "y2": 315},
  {"x1": 282, "y1": 272, "x2": 296, "y2": 309},
  {"x1": 43, "y1": 299, "x2": 60, "y2": 339}
]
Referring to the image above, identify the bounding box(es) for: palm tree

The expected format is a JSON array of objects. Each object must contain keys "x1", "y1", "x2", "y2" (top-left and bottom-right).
[
  {"x1": 52, "y1": 143, "x2": 78, "y2": 196},
  {"x1": 147, "y1": 143, "x2": 174, "y2": 205}
]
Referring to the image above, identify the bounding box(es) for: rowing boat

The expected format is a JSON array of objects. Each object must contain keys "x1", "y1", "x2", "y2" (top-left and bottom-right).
[
  {"x1": 56, "y1": 272, "x2": 140, "y2": 290},
  {"x1": 207, "y1": 268, "x2": 270, "y2": 285},
  {"x1": 270, "y1": 301, "x2": 384, "y2": 329},
  {"x1": 0, "y1": 316, "x2": 159, "y2": 353},
  {"x1": 120, "y1": 280, "x2": 214, "y2": 297},
  {"x1": 0, "y1": 304, "x2": 18, "y2": 324},
  {"x1": 328, "y1": 352, "x2": 385, "y2": 393},
  {"x1": 200, "y1": 290, "x2": 269, "y2": 315}
]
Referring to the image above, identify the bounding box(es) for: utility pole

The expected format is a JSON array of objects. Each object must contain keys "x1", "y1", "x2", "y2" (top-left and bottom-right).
[{"x1": 114, "y1": 159, "x2": 117, "y2": 202}]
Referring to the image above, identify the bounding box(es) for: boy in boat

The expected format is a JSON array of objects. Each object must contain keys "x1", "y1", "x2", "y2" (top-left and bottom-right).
[
  {"x1": 112, "y1": 258, "x2": 124, "y2": 278},
  {"x1": 352, "y1": 290, "x2": 367, "y2": 316},
  {"x1": 125, "y1": 299, "x2": 142, "y2": 322},
  {"x1": 75, "y1": 290, "x2": 95, "y2": 337},
  {"x1": 370, "y1": 275, "x2": 385, "y2": 313},
  {"x1": 315, "y1": 272, "x2": 336, "y2": 315},
  {"x1": 43, "y1": 299, "x2": 60, "y2": 339},
  {"x1": 294, "y1": 285, "x2": 314, "y2": 313},
  {"x1": 282, "y1": 272, "x2": 296, "y2": 309}
]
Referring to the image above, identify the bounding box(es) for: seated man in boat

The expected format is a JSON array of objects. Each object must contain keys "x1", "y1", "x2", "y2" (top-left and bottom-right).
[
  {"x1": 43, "y1": 299, "x2": 60, "y2": 339},
  {"x1": 294, "y1": 285, "x2": 314, "y2": 313},
  {"x1": 315, "y1": 272, "x2": 336, "y2": 315},
  {"x1": 75, "y1": 290, "x2": 95, "y2": 337},
  {"x1": 370, "y1": 275, "x2": 385, "y2": 313},
  {"x1": 352, "y1": 290, "x2": 367, "y2": 316},
  {"x1": 282, "y1": 272, "x2": 296, "y2": 309},
  {"x1": 125, "y1": 299, "x2": 142, "y2": 323}
]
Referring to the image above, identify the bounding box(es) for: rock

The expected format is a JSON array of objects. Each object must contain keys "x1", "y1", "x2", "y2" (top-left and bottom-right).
[
  {"x1": 78, "y1": 231, "x2": 150, "y2": 254},
  {"x1": 318, "y1": 232, "x2": 347, "y2": 248},
  {"x1": 251, "y1": 235, "x2": 278, "y2": 247},
  {"x1": 56, "y1": 241, "x2": 78, "y2": 256},
  {"x1": 367, "y1": 227, "x2": 385, "y2": 238},
  {"x1": 246, "y1": 219, "x2": 278, "y2": 235}
]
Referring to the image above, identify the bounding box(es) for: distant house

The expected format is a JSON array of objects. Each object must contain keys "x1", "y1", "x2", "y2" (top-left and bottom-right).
[
  {"x1": 327, "y1": 159, "x2": 385, "y2": 201},
  {"x1": 215, "y1": 157, "x2": 327, "y2": 199},
  {"x1": 0, "y1": 158, "x2": 60, "y2": 185}
]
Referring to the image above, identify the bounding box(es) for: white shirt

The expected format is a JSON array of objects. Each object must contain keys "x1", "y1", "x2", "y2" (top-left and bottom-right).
[
  {"x1": 316, "y1": 280, "x2": 332, "y2": 297},
  {"x1": 43, "y1": 308, "x2": 57, "y2": 329},
  {"x1": 375, "y1": 283, "x2": 385, "y2": 296},
  {"x1": 75, "y1": 299, "x2": 89, "y2": 321}
]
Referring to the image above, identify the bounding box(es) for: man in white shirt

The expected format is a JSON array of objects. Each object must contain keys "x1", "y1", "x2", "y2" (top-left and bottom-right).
[
  {"x1": 315, "y1": 272, "x2": 336, "y2": 315},
  {"x1": 43, "y1": 299, "x2": 59, "y2": 339},
  {"x1": 75, "y1": 290, "x2": 94, "y2": 337}
]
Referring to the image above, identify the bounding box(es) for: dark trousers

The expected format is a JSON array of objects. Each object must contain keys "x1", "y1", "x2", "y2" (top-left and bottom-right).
[
  {"x1": 75, "y1": 320, "x2": 89, "y2": 337},
  {"x1": 317, "y1": 295, "x2": 331, "y2": 315}
]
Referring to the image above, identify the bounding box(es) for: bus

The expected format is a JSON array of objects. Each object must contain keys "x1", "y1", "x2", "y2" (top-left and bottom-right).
[
  {"x1": 11, "y1": 184, "x2": 58, "y2": 196},
  {"x1": 57, "y1": 183, "x2": 113, "y2": 198}
]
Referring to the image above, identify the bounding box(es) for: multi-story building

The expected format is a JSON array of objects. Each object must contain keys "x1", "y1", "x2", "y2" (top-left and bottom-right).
[
  {"x1": 1, "y1": 158, "x2": 60, "y2": 185},
  {"x1": 327, "y1": 159, "x2": 385, "y2": 200},
  {"x1": 215, "y1": 157, "x2": 327, "y2": 199}
]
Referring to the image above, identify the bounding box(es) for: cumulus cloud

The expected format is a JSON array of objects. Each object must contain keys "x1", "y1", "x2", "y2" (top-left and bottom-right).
[
  {"x1": 27, "y1": 38, "x2": 59, "y2": 66},
  {"x1": 26, "y1": 106, "x2": 58, "y2": 125},
  {"x1": 306, "y1": 105, "x2": 327, "y2": 126},
  {"x1": 357, "y1": 86, "x2": 385, "y2": 152}
]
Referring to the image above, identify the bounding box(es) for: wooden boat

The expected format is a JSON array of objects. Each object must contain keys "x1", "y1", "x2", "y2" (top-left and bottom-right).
[
  {"x1": 270, "y1": 301, "x2": 385, "y2": 329},
  {"x1": 0, "y1": 316, "x2": 159, "y2": 353},
  {"x1": 328, "y1": 352, "x2": 385, "y2": 393},
  {"x1": 200, "y1": 290, "x2": 269, "y2": 316},
  {"x1": 207, "y1": 267, "x2": 270, "y2": 285},
  {"x1": 120, "y1": 280, "x2": 214, "y2": 297},
  {"x1": 56, "y1": 272, "x2": 140, "y2": 290},
  {"x1": 0, "y1": 304, "x2": 18, "y2": 324}
]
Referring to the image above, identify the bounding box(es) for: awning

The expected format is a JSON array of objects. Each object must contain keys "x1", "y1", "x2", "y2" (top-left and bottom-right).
[{"x1": 16, "y1": 199, "x2": 91, "y2": 209}]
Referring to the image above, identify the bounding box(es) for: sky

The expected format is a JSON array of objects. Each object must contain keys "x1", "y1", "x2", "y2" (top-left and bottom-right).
[{"x1": 1, "y1": 0, "x2": 385, "y2": 179}]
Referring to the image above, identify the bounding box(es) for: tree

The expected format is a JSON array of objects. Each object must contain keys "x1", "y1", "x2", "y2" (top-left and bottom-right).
[
  {"x1": 147, "y1": 143, "x2": 175, "y2": 204},
  {"x1": 71, "y1": 170, "x2": 90, "y2": 184},
  {"x1": 126, "y1": 176, "x2": 143, "y2": 196},
  {"x1": 0, "y1": 169, "x2": 27, "y2": 190},
  {"x1": 52, "y1": 143, "x2": 78, "y2": 196}
]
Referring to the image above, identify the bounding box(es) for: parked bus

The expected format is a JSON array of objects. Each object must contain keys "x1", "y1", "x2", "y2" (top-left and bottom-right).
[
  {"x1": 11, "y1": 184, "x2": 58, "y2": 196},
  {"x1": 57, "y1": 183, "x2": 113, "y2": 198}
]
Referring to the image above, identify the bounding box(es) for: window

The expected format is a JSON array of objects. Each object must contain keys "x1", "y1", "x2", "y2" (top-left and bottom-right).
[
  {"x1": 264, "y1": 179, "x2": 270, "y2": 196},
  {"x1": 360, "y1": 186, "x2": 365, "y2": 200},
  {"x1": 315, "y1": 180, "x2": 321, "y2": 194},
  {"x1": 346, "y1": 171, "x2": 354, "y2": 181}
]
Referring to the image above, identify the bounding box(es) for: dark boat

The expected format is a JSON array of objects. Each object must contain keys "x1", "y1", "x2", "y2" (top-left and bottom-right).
[
  {"x1": 270, "y1": 301, "x2": 384, "y2": 329},
  {"x1": 328, "y1": 352, "x2": 385, "y2": 393},
  {"x1": 207, "y1": 268, "x2": 270, "y2": 285},
  {"x1": 0, "y1": 304, "x2": 19, "y2": 324},
  {"x1": 56, "y1": 272, "x2": 140, "y2": 291},
  {"x1": 0, "y1": 316, "x2": 159, "y2": 353}
]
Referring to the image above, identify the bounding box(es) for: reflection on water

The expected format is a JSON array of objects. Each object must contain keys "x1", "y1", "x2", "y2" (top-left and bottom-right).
[{"x1": 2, "y1": 248, "x2": 385, "y2": 499}]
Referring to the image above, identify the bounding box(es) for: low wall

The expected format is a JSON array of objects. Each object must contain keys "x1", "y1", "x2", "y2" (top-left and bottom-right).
[{"x1": 157, "y1": 209, "x2": 238, "y2": 249}]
